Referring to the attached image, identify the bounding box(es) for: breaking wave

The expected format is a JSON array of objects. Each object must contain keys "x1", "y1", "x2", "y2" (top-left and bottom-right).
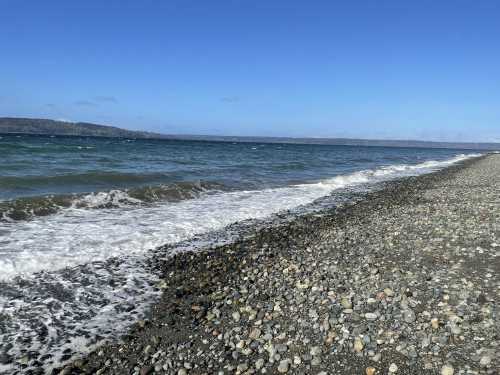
[{"x1": 0, "y1": 181, "x2": 228, "y2": 221}]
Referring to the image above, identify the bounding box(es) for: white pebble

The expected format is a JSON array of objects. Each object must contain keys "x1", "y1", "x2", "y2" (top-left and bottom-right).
[
  {"x1": 441, "y1": 364, "x2": 454, "y2": 375},
  {"x1": 389, "y1": 363, "x2": 398, "y2": 373}
]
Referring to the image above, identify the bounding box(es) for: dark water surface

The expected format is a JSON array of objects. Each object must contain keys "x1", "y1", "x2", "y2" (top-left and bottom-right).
[{"x1": 0, "y1": 134, "x2": 477, "y2": 200}]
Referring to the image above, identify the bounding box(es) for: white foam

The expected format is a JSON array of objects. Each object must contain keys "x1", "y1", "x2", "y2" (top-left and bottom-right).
[
  {"x1": 0, "y1": 153, "x2": 480, "y2": 280},
  {"x1": 0, "y1": 256, "x2": 160, "y2": 373},
  {"x1": 75, "y1": 189, "x2": 143, "y2": 208}
]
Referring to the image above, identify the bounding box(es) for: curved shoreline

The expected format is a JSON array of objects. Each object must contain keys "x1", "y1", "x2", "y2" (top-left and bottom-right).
[{"x1": 23, "y1": 155, "x2": 500, "y2": 373}]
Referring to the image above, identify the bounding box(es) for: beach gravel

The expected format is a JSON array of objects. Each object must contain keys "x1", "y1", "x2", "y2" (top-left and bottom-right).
[{"x1": 52, "y1": 155, "x2": 499, "y2": 374}]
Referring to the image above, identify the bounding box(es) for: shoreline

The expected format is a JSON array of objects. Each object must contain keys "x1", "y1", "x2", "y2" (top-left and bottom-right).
[{"x1": 44, "y1": 155, "x2": 499, "y2": 373}]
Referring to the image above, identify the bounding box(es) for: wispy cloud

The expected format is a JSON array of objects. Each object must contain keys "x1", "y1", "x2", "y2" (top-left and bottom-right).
[
  {"x1": 74, "y1": 96, "x2": 117, "y2": 107},
  {"x1": 75, "y1": 100, "x2": 98, "y2": 107},
  {"x1": 220, "y1": 96, "x2": 240, "y2": 103},
  {"x1": 94, "y1": 95, "x2": 117, "y2": 103}
]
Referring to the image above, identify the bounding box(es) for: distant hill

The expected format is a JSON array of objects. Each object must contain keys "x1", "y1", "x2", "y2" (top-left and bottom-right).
[
  {"x1": 1, "y1": 117, "x2": 499, "y2": 150},
  {"x1": 0, "y1": 117, "x2": 165, "y2": 139},
  {"x1": 169, "y1": 134, "x2": 500, "y2": 150}
]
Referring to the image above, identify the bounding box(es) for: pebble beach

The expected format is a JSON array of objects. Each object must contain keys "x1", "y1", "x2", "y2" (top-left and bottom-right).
[{"x1": 53, "y1": 154, "x2": 499, "y2": 375}]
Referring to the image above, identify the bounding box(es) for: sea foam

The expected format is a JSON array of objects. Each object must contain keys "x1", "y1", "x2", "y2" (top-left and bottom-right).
[{"x1": 0, "y1": 153, "x2": 480, "y2": 281}]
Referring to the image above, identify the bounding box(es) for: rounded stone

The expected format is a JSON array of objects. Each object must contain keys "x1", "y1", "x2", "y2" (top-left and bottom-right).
[
  {"x1": 441, "y1": 365, "x2": 454, "y2": 375},
  {"x1": 341, "y1": 297, "x2": 352, "y2": 309},
  {"x1": 354, "y1": 337, "x2": 364, "y2": 352},
  {"x1": 277, "y1": 359, "x2": 290, "y2": 373},
  {"x1": 431, "y1": 318, "x2": 439, "y2": 329},
  {"x1": 232, "y1": 311, "x2": 241, "y2": 322},
  {"x1": 365, "y1": 312, "x2": 378, "y2": 320},
  {"x1": 255, "y1": 358, "x2": 264, "y2": 370},
  {"x1": 479, "y1": 356, "x2": 491, "y2": 367},
  {"x1": 384, "y1": 288, "x2": 394, "y2": 297},
  {"x1": 403, "y1": 309, "x2": 416, "y2": 323}
]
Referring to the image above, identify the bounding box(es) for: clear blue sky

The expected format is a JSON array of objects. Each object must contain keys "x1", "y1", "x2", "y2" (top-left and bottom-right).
[{"x1": 1, "y1": 0, "x2": 499, "y2": 141}]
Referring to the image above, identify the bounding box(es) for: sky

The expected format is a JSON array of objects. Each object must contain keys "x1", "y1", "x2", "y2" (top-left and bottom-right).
[{"x1": 1, "y1": 0, "x2": 499, "y2": 142}]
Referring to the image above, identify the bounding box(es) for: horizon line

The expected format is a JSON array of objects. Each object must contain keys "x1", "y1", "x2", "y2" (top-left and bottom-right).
[{"x1": 1, "y1": 116, "x2": 499, "y2": 146}]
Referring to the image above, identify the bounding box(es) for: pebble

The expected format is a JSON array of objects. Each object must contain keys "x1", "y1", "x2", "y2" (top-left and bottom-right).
[
  {"x1": 249, "y1": 328, "x2": 261, "y2": 339},
  {"x1": 403, "y1": 309, "x2": 416, "y2": 323},
  {"x1": 431, "y1": 318, "x2": 439, "y2": 329},
  {"x1": 255, "y1": 358, "x2": 264, "y2": 369},
  {"x1": 310, "y1": 346, "x2": 322, "y2": 356},
  {"x1": 479, "y1": 355, "x2": 491, "y2": 367},
  {"x1": 384, "y1": 288, "x2": 394, "y2": 297},
  {"x1": 389, "y1": 363, "x2": 398, "y2": 373},
  {"x1": 341, "y1": 297, "x2": 352, "y2": 309},
  {"x1": 277, "y1": 359, "x2": 290, "y2": 373},
  {"x1": 19, "y1": 356, "x2": 29, "y2": 365},
  {"x1": 232, "y1": 311, "x2": 241, "y2": 322},
  {"x1": 311, "y1": 356, "x2": 322, "y2": 366},
  {"x1": 366, "y1": 366, "x2": 376, "y2": 375},
  {"x1": 354, "y1": 337, "x2": 364, "y2": 352},
  {"x1": 365, "y1": 312, "x2": 378, "y2": 320},
  {"x1": 236, "y1": 363, "x2": 248, "y2": 372},
  {"x1": 440, "y1": 364, "x2": 454, "y2": 375}
]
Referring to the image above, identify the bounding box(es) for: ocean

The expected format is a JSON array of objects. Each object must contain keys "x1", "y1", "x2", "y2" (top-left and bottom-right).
[{"x1": 0, "y1": 134, "x2": 482, "y2": 373}]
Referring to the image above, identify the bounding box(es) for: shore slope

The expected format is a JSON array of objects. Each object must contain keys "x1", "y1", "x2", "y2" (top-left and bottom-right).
[{"x1": 59, "y1": 155, "x2": 498, "y2": 374}]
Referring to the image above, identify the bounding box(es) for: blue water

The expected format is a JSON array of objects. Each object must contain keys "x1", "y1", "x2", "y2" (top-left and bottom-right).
[
  {"x1": 0, "y1": 134, "x2": 481, "y2": 374},
  {"x1": 0, "y1": 134, "x2": 477, "y2": 201}
]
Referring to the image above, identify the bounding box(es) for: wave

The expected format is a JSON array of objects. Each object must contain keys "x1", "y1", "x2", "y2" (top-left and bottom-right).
[
  {"x1": 0, "y1": 141, "x2": 96, "y2": 153},
  {"x1": 0, "y1": 171, "x2": 170, "y2": 189},
  {"x1": 0, "y1": 180, "x2": 228, "y2": 221},
  {"x1": 0, "y1": 152, "x2": 481, "y2": 274},
  {"x1": 313, "y1": 153, "x2": 481, "y2": 189},
  {"x1": 0, "y1": 154, "x2": 481, "y2": 222}
]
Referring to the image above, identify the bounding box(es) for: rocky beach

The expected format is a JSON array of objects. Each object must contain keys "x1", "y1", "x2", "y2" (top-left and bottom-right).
[{"x1": 47, "y1": 155, "x2": 499, "y2": 374}]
